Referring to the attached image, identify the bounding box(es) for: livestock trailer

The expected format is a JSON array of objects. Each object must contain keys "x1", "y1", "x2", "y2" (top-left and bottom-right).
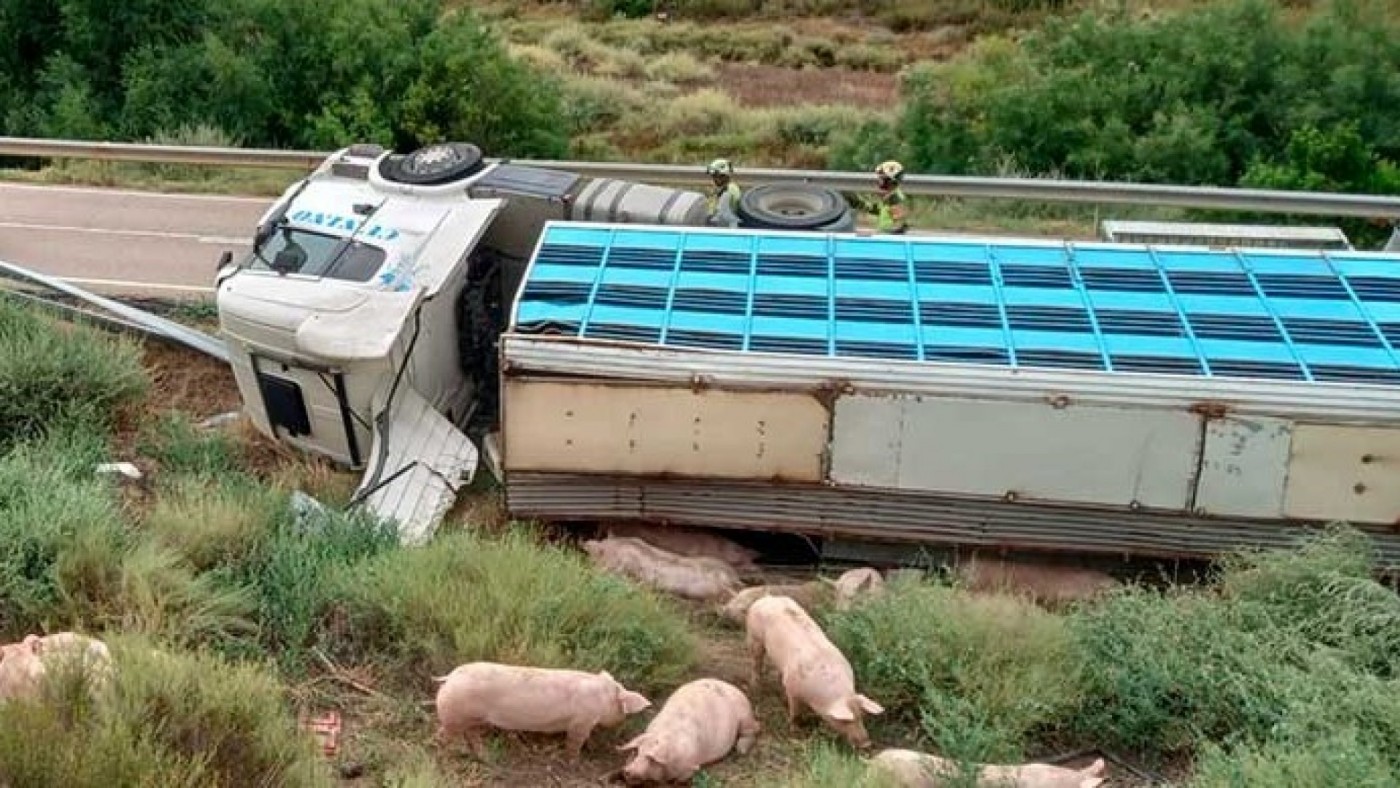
[{"x1": 499, "y1": 223, "x2": 1400, "y2": 568}]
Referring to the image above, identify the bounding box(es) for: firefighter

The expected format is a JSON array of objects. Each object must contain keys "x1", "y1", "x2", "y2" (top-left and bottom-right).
[
  {"x1": 862, "y1": 160, "x2": 909, "y2": 234},
  {"x1": 705, "y1": 158, "x2": 742, "y2": 227}
]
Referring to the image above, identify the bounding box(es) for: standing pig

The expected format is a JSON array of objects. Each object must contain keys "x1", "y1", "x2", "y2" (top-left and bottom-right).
[
  {"x1": 618, "y1": 678, "x2": 760, "y2": 784},
  {"x1": 583, "y1": 536, "x2": 742, "y2": 601},
  {"x1": 745, "y1": 595, "x2": 884, "y2": 748},
  {"x1": 822, "y1": 567, "x2": 886, "y2": 611},
  {"x1": 433, "y1": 662, "x2": 651, "y2": 760},
  {"x1": 868, "y1": 748, "x2": 1107, "y2": 788},
  {"x1": 604, "y1": 523, "x2": 760, "y2": 572}
]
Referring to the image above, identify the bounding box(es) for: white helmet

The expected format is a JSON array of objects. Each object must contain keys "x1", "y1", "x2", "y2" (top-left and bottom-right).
[{"x1": 707, "y1": 158, "x2": 734, "y2": 176}]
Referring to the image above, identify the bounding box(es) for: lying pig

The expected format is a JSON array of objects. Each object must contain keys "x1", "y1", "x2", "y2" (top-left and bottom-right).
[
  {"x1": 433, "y1": 662, "x2": 651, "y2": 760},
  {"x1": 868, "y1": 748, "x2": 1107, "y2": 788},
  {"x1": 823, "y1": 567, "x2": 886, "y2": 611},
  {"x1": 720, "y1": 582, "x2": 833, "y2": 624},
  {"x1": 583, "y1": 536, "x2": 742, "y2": 601},
  {"x1": 745, "y1": 595, "x2": 883, "y2": 748},
  {"x1": 955, "y1": 555, "x2": 1120, "y2": 610},
  {"x1": 604, "y1": 523, "x2": 760, "y2": 572},
  {"x1": 0, "y1": 631, "x2": 114, "y2": 702},
  {"x1": 618, "y1": 678, "x2": 760, "y2": 784}
]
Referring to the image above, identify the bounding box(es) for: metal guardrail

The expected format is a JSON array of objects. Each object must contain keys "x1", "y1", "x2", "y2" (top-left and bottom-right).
[{"x1": 4, "y1": 135, "x2": 1400, "y2": 218}]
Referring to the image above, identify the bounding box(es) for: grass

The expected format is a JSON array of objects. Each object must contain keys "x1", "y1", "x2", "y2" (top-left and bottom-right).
[
  {"x1": 4, "y1": 296, "x2": 1400, "y2": 786},
  {"x1": 0, "y1": 296, "x2": 148, "y2": 450},
  {"x1": 0, "y1": 635, "x2": 329, "y2": 787},
  {"x1": 321, "y1": 527, "x2": 697, "y2": 692},
  {"x1": 824, "y1": 578, "x2": 1084, "y2": 762}
]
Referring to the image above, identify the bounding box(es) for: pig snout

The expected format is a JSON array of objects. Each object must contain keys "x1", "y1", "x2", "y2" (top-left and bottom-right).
[{"x1": 821, "y1": 694, "x2": 884, "y2": 749}]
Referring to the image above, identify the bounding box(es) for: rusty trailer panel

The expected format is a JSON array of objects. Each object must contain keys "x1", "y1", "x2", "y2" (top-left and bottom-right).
[
  {"x1": 501, "y1": 378, "x2": 828, "y2": 481},
  {"x1": 829, "y1": 393, "x2": 1201, "y2": 509},
  {"x1": 1283, "y1": 424, "x2": 1400, "y2": 524},
  {"x1": 504, "y1": 472, "x2": 1400, "y2": 569},
  {"x1": 1194, "y1": 416, "x2": 1293, "y2": 518}
]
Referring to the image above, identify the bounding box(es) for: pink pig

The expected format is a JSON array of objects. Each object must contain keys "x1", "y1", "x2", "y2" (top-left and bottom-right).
[
  {"x1": 869, "y1": 748, "x2": 1108, "y2": 787},
  {"x1": 583, "y1": 536, "x2": 742, "y2": 601},
  {"x1": 955, "y1": 555, "x2": 1120, "y2": 610},
  {"x1": 603, "y1": 523, "x2": 760, "y2": 572},
  {"x1": 618, "y1": 678, "x2": 760, "y2": 784},
  {"x1": 745, "y1": 595, "x2": 884, "y2": 748},
  {"x1": 432, "y1": 662, "x2": 651, "y2": 760}
]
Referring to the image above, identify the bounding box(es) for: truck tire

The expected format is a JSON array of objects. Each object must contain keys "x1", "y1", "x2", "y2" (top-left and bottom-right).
[
  {"x1": 736, "y1": 183, "x2": 850, "y2": 231},
  {"x1": 378, "y1": 142, "x2": 485, "y2": 185}
]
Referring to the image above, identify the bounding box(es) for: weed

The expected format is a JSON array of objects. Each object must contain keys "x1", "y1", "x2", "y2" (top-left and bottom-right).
[
  {"x1": 0, "y1": 431, "x2": 127, "y2": 637},
  {"x1": 645, "y1": 51, "x2": 716, "y2": 83},
  {"x1": 824, "y1": 576, "x2": 1082, "y2": 762},
  {"x1": 0, "y1": 297, "x2": 148, "y2": 448},
  {"x1": 138, "y1": 411, "x2": 242, "y2": 480},
  {"x1": 781, "y1": 740, "x2": 898, "y2": 787},
  {"x1": 322, "y1": 528, "x2": 695, "y2": 692},
  {"x1": 653, "y1": 89, "x2": 741, "y2": 137},
  {"x1": 0, "y1": 636, "x2": 327, "y2": 787},
  {"x1": 1189, "y1": 731, "x2": 1400, "y2": 787},
  {"x1": 143, "y1": 478, "x2": 283, "y2": 572}
]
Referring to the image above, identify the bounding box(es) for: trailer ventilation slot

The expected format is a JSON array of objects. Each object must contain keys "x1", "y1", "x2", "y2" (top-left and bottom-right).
[{"x1": 513, "y1": 224, "x2": 1400, "y2": 387}]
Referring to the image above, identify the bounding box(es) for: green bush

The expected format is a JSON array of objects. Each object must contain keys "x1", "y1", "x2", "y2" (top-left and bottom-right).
[
  {"x1": 0, "y1": 298, "x2": 148, "y2": 448},
  {"x1": 0, "y1": 636, "x2": 326, "y2": 787},
  {"x1": 321, "y1": 528, "x2": 696, "y2": 692},
  {"x1": 898, "y1": 0, "x2": 1400, "y2": 193},
  {"x1": 823, "y1": 575, "x2": 1083, "y2": 761},
  {"x1": 0, "y1": 429, "x2": 128, "y2": 638}
]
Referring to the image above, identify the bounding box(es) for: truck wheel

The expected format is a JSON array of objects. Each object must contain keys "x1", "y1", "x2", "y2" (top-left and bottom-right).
[
  {"x1": 378, "y1": 142, "x2": 485, "y2": 185},
  {"x1": 736, "y1": 183, "x2": 850, "y2": 231}
]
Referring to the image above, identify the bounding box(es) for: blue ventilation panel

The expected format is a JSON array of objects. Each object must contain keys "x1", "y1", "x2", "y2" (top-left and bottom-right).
[{"x1": 512, "y1": 224, "x2": 1400, "y2": 386}]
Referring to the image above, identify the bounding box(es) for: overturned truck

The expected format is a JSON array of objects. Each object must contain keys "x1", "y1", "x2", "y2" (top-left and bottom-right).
[{"x1": 214, "y1": 142, "x2": 1400, "y2": 568}]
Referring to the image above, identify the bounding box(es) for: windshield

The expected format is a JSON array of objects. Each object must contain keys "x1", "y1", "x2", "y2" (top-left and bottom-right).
[{"x1": 245, "y1": 227, "x2": 387, "y2": 283}]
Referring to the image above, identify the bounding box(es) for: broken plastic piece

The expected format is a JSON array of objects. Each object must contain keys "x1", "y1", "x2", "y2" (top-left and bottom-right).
[{"x1": 95, "y1": 462, "x2": 143, "y2": 481}]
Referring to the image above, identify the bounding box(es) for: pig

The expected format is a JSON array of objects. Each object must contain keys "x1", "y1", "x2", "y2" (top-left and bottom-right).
[
  {"x1": 720, "y1": 582, "x2": 834, "y2": 625},
  {"x1": 618, "y1": 678, "x2": 760, "y2": 784},
  {"x1": 432, "y1": 661, "x2": 651, "y2": 760},
  {"x1": 868, "y1": 748, "x2": 1107, "y2": 788},
  {"x1": 0, "y1": 632, "x2": 114, "y2": 703},
  {"x1": 603, "y1": 522, "x2": 760, "y2": 572},
  {"x1": 583, "y1": 536, "x2": 742, "y2": 601},
  {"x1": 745, "y1": 595, "x2": 884, "y2": 748},
  {"x1": 955, "y1": 555, "x2": 1120, "y2": 611},
  {"x1": 822, "y1": 567, "x2": 886, "y2": 611},
  {"x1": 0, "y1": 640, "x2": 47, "y2": 702}
]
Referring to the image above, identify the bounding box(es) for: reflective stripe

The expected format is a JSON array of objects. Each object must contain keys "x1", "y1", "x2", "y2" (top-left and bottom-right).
[{"x1": 876, "y1": 188, "x2": 908, "y2": 233}]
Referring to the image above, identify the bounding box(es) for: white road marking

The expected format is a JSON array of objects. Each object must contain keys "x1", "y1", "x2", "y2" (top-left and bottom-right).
[
  {"x1": 55, "y1": 276, "x2": 216, "y2": 294},
  {"x1": 0, "y1": 220, "x2": 249, "y2": 245},
  {"x1": 0, "y1": 181, "x2": 277, "y2": 204}
]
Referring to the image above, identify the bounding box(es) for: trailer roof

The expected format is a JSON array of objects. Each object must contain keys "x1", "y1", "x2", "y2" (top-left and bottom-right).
[{"x1": 510, "y1": 223, "x2": 1400, "y2": 386}]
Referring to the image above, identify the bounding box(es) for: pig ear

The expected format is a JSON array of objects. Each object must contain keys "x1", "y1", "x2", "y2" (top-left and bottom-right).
[
  {"x1": 1083, "y1": 758, "x2": 1106, "y2": 776},
  {"x1": 620, "y1": 690, "x2": 651, "y2": 714},
  {"x1": 616, "y1": 734, "x2": 646, "y2": 753},
  {"x1": 826, "y1": 702, "x2": 856, "y2": 722},
  {"x1": 855, "y1": 695, "x2": 885, "y2": 715}
]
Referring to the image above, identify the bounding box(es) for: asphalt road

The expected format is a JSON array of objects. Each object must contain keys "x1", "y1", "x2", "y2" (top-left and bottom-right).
[{"x1": 0, "y1": 182, "x2": 272, "y2": 296}]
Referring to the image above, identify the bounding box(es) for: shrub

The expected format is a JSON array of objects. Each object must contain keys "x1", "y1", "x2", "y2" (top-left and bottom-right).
[
  {"x1": 143, "y1": 478, "x2": 283, "y2": 572},
  {"x1": 0, "y1": 298, "x2": 148, "y2": 448},
  {"x1": 1217, "y1": 527, "x2": 1400, "y2": 678},
  {"x1": 1189, "y1": 731, "x2": 1400, "y2": 788},
  {"x1": 655, "y1": 88, "x2": 739, "y2": 137},
  {"x1": 644, "y1": 51, "x2": 715, "y2": 84},
  {"x1": 322, "y1": 528, "x2": 696, "y2": 692},
  {"x1": 823, "y1": 575, "x2": 1083, "y2": 761},
  {"x1": 0, "y1": 430, "x2": 127, "y2": 638},
  {"x1": 0, "y1": 637, "x2": 326, "y2": 787},
  {"x1": 239, "y1": 504, "x2": 399, "y2": 670}
]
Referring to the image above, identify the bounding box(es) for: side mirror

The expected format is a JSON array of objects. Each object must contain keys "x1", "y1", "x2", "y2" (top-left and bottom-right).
[{"x1": 217, "y1": 250, "x2": 233, "y2": 272}]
